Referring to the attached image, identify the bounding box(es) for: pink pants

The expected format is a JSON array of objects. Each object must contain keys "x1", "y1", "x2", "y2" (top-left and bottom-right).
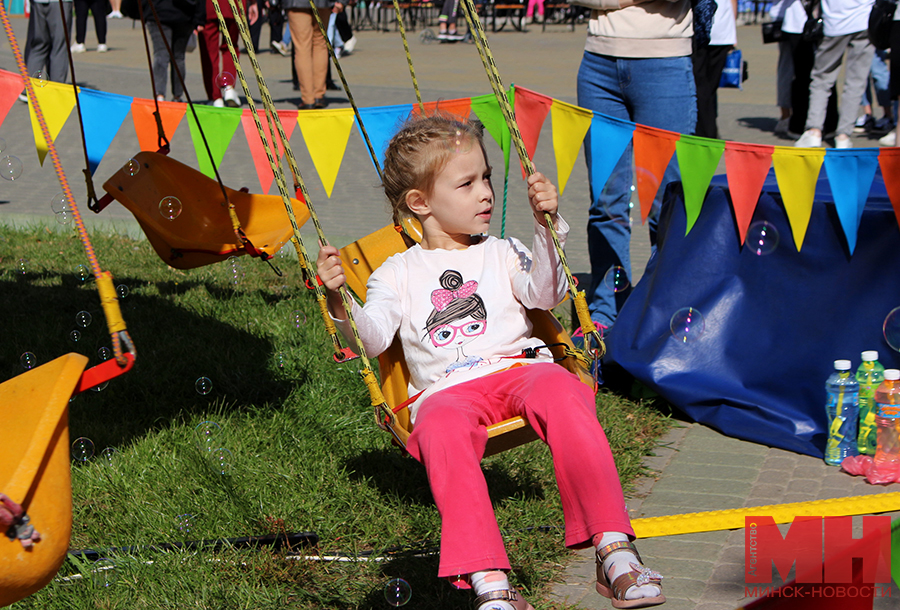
[
  {"x1": 526, "y1": 0, "x2": 544, "y2": 17},
  {"x1": 406, "y1": 363, "x2": 634, "y2": 580}
]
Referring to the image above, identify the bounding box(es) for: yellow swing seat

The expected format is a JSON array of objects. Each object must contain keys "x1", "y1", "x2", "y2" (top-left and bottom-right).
[
  {"x1": 102, "y1": 152, "x2": 309, "y2": 269},
  {"x1": 0, "y1": 354, "x2": 88, "y2": 608},
  {"x1": 339, "y1": 224, "x2": 593, "y2": 458}
]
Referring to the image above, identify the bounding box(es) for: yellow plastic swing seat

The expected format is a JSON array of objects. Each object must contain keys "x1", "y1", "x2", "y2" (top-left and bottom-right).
[
  {"x1": 1, "y1": 354, "x2": 88, "y2": 608},
  {"x1": 102, "y1": 152, "x2": 308, "y2": 269},
  {"x1": 339, "y1": 224, "x2": 593, "y2": 458}
]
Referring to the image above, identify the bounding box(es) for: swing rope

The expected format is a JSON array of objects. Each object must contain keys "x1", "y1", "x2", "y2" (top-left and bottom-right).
[
  {"x1": 212, "y1": 0, "x2": 396, "y2": 433},
  {"x1": 459, "y1": 0, "x2": 604, "y2": 364},
  {"x1": 0, "y1": 0, "x2": 135, "y2": 366},
  {"x1": 388, "y1": 0, "x2": 425, "y2": 113}
]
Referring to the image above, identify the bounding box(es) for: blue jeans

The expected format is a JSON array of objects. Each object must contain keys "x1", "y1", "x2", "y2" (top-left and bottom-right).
[{"x1": 577, "y1": 51, "x2": 696, "y2": 327}]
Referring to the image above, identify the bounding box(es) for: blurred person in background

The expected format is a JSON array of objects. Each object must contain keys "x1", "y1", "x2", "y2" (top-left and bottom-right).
[{"x1": 72, "y1": 0, "x2": 109, "y2": 52}]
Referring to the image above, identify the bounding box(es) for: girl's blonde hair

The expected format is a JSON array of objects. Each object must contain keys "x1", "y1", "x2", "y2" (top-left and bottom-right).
[{"x1": 382, "y1": 114, "x2": 485, "y2": 227}]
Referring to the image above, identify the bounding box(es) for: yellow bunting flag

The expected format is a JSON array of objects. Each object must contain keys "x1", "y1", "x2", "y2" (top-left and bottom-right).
[
  {"x1": 550, "y1": 99, "x2": 592, "y2": 195},
  {"x1": 26, "y1": 79, "x2": 77, "y2": 165},
  {"x1": 772, "y1": 146, "x2": 825, "y2": 251},
  {"x1": 296, "y1": 108, "x2": 355, "y2": 198}
]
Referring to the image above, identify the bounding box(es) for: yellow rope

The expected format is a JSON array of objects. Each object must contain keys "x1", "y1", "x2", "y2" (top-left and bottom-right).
[{"x1": 389, "y1": 0, "x2": 425, "y2": 113}]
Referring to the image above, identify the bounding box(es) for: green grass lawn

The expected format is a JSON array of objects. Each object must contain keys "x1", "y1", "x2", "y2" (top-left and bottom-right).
[{"x1": 1, "y1": 223, "x2": 670, "y2": 609}]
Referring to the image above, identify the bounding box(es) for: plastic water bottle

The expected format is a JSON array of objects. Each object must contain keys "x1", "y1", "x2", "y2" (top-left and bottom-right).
[
  {"x1": 824, "y1": 360, "x2": 859, "y2": 466},
  {"x1": 856, "y1": 351, "x2": 885, "y2": 455},
  {"x1": 874, "y1": 369, "x2": 900, "y2": 468}
]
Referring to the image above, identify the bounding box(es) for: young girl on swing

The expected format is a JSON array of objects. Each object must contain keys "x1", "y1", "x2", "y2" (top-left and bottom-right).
[{"x1": 316, "y1": 115, "x2": 665, "y2": 610}]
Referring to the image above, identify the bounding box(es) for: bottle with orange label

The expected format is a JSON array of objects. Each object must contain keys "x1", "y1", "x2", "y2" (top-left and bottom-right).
[{"x1": 873, "y1": 369, "x2": 900, "y2": 467}]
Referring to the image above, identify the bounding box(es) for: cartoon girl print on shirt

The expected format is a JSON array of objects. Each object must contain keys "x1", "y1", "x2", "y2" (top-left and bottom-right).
[{"x1": 424, "y1": 270, "x2": 488, "y2": 374}]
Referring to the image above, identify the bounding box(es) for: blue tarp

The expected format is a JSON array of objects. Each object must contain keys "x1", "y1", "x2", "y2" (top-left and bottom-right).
[{"x1": 606, "y1": 168, "x2": 900, "y2": 457}]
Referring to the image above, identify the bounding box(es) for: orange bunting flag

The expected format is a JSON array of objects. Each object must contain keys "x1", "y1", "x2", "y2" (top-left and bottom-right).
[
  {"x1": 26, "y1": 78, "x2": 77, "y2": 165},
  {"x1": 242, "y1": 109, "x2": 297, "y2": 194},
  {"x1": 878, "y1": 148, "x2": 900, "y2": 233},
  {"x1": 675, "y1": 135, "x2": 725, "y2": 235},
  {"x1": 411, "y1": 97, "x2": 472, "y2": 122},
  {"x1": 772, "y1": 146, "x2": 825, "y2": 251},
  {"x1": 296, "y1": 108, "x2": 355, "y2": 198},
  {"x1": 0, "y1": 69, "x2": 23, "y2": 127},
  {"x1": 550, "y1": 99, "x2": 592, "y2": 194},
  {"x1": 512, "y1": 86, "x2": 552, "y2": 178},
  {"x1": 632, "y1": 125, "x2": 680, "y2": 223},
  {"x1": 724, "y1": 142, "x2": 774, "y2": 244},
  {"x1": 131, "y1": 99, "x2": 186, "y2": 153}
]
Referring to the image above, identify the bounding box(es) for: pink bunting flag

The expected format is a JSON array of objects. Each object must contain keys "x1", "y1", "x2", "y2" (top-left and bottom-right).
[
  {"x1": 632, "y1": 124, "x2": 680, "y2": 223},
  {"x1": 512, "y1": 86, "x2": 552, "y2": 178},
  {"x1": 724, "y1": 142, "x2": 774, "y2": 244},
  {"x1": 242, "y1": 109, "x2": 297, "y2": 194},
  {"x1": 0, "y1": 69, "x2": 24, "y2": 127},
  {"x1": 879, "y1": 148, "x2": 900, "y2": 233}
]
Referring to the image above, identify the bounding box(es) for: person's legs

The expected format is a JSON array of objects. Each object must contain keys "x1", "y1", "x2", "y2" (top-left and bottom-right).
[
  {"x1": 147, "y1": 22, "x2": 171, "y2": 99},
  {"x1": 693, "y1": 43, "x2": 729, "y2": 139},
  {"x1": 198, "y1": 19, "x2": 221, "y2": 100},
  {"x1": 90, "y1": 0, "x2": 107, "y2": 44},
  {"x1": 835, "y1": 32, "x2": 874, "y2": 138},
  {"x1": 804, "y1": 34, "x2": 850, "y2": 132},
  {"x1": 870, "y1": 49, "x2": 891, "y2": 119},
  {"x1": 776, "y1": 37, "x2": 794, "y2": 116},
  {"x1": 311, "y1": 7, "x2": 330, "y2": 102},
  {"x1": 220, "y1": 19, "x2": 239, "y2": 82},
  {"x1": 26, "y1": 3, "x2": 53, "y2": 78},
  {"x1": 74, "y1": 0, "x2": 88, "y2": 45},
  {"x1": 289, "y1": 9, "x2": 316, "y2": 105},
  {"x1": 46, "y1": 1, "x2": 73, "y2": 83},
  {"x1": 170, "y1": 23, "x2": 192, "y2": 100}
]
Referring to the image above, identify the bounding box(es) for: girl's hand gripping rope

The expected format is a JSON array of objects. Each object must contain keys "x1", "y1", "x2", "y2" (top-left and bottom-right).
[
  {"x1": 527, "y1": 172, "x2": 558, "y2": 228},
  {"x1": 316, "y1": 245, "x2": 348, "y2": 321}
]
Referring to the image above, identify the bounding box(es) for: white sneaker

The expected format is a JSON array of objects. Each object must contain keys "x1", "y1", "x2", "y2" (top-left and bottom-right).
[
  {"x1": 109, "y1": 10, "x2": 123, "y2": 18},
  {"x1": 71, "y1": 42, "x2": 86, "y2": 53},
  {"x1": 834, "y1": 135, "x2": 853, "y2": 149},
  {"x1": 880, "y1": 130, "x2": 896, "y2": 147},
  {"x1": 222, "y1": 86, "x2": 240, "y2": 108},
  {"x1": 18, "y1": 93, "x2": 28, "y2": 103},
  {"x1": 271, "y1": 40, "x2": 289, "y2": 56},
  {"x1": 794, "y1": 130, "x2": 822, "y2": 148},
  {"x1": 212, "y1": 98, "x2": 225, "y2": 108},
  {"x1": 97, "y1": 43, "x2": 108, "y2": 52},
  {"x1": 343, "y1": 35, "x2": 357, "y2": 54}
]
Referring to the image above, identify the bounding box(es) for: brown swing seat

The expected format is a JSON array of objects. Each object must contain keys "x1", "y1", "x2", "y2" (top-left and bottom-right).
[
  {"x1": 101, "y1": 151, "x2": 308, "y2": 270},
  {"x1": 339, "y1": 223, "x2": 593, "y2": 458}
]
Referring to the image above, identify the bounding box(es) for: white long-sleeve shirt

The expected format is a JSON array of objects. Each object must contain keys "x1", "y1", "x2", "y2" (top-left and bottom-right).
[{"x1": 338, "y1": 217, "x2": 570, "y2": 423}]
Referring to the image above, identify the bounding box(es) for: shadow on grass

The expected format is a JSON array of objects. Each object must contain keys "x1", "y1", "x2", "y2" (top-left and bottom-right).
[{"x1": 0, "y1": 272, "x2": 301, "y2": 450}]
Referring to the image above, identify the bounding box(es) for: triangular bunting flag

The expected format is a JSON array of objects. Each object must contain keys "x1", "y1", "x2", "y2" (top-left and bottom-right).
[
  {"x1": 675, "y1": 135, "x2": 725, "y2": 235},
  {"x1": 723, "y1": 141, "x2": 774, "y2": 245},
  {"x1": 0, "y1": 69, "x2": 24, "y2": 127},
  {"x1": 27, "y1": 78, "x2": 77, "y2": 165},
  {"x1": 550, "y1": 99, "x2": 592, "y2": 194},
  {"x1": 878, "y1": 148, "x2": 900, "y2": 232},
  {"x1": 131, "y1": 98, "x2": 186, "y2": 152},
  {"x1": 297, "y1": 108, "x2": 355, "y2": 198},
  {"x1": 77, "y1": 89, "x2": 133, "y2": 175},
  {"x1": 471, "y1": 92, "x2": 511, "y2": 173},
  {"x1": 355, "y1": 103, "x2": 413, "y2": 172},
  {"x1": 823, "y1": 149, "x2": 879, "y2": 254},
  {"x1": 241, "y1": 108, "x2": 297, "y2": 193},
  {"x1": 772, "y1": 146, "x2": 825, "y2": 251},
  {"x1": 186, "y1": 104, "x2": 243, "y2": 179},
  {"x1": 587, "y1": 113, "x2": 635, "y2": 211},
  {"x1": 512, "y1": 86, "x2": 552, "y2": 178},
  {"x1": 412, "y1": 97, "x2": 472, "y2": 121},
  {"x1": 632, "y1": 125, "x2": 680, "y2": 223}
]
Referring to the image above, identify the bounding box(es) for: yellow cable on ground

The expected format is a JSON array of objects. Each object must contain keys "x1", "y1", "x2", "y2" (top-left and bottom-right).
[{"x1": 631, "y1": 493, "x2": 900, "y2": 538}]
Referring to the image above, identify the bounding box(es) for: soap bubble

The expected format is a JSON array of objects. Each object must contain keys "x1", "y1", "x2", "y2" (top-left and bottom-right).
[
  {"x1": 72, "y1": 437, "x2": 95, "y2": 462},
  {"x1": 885, "y1": 307, "x2": 900, "y2": 352},
  {"x1": 277, "y1": 242, "x2": 293, "y2": 259},
  {"x1": 56, "y1": 210, "x2": 72, "y2": 225},
  {"x1": 32, "y1": 70, "x2": 47, "y2": 87},
  {"x1": 75, "y1": 264, "x2": 90, "y2": 282},
  {"x1": 227, "y1": 256, "x2": 244, "y2": 286},
  {"x1": 442, "y1": 128, "x2": 474, "y2": 155},
  {"x1": 91, "y1": 558, "x2": 116, "y2": 587},
  {"x1": 1, "y1": 156, "x2": 23, "y2": 181},
  {"x1": 384, "y1": 578, "x2": 412, "y2": 607},
  {"x1": 100, "y1": 447, "x2": 117, "y2": 465},
  {"x1": 746, "y1": 221, "x2": 779, "y2": 256},
  {"x1": 16, "y1": 258, "x2": 28, "y2": 274},
  {"x1": 116, "y1": 284, "x2": 128, "y2": 299},
  {"x1": 669, "y1": 307, "x2": 705, "y2": 344},
  {"x1": 159, "y1": 196, "x2": 182, "y2": 220},
  {"x1": 195, "y1": 376, "x2": 213, "y2": 395},
  {"x1": 216, "y1": 72, "x2": 236, "y2": 89},
  {"x1": 194, "y1": 421, "x2": 221, "y2": 451},
  {"x1": 76, "y1": 310, "x2": 93, "y2": 328},
  {"x1": 603, "y1": 265, "x2": 629, "y2": 293},
  {"x1": 124, "y1": 158, "x2": 140, "y2": 177},
  {"x1": 292, "y1": 310, "x2": 307, "y2": 328},
  {"x1": 211, "y1": 448, "x2": 233, "y2": 475},
  {"x1": 176, "y1": 513, "x2": 195, "y2": 534},
  {"x1": 20, "y1": 352, "x2": 36, "y2": 370},
  {"x1": 51, "y1": 192, "x2": 70, "y2": 214},
  {"x1": 69, "y1": 330, "x2": 81, "y2": 343},
  {"x1": 275, "y1": 351, "x2": 286, "y2": 368},
  {"x1": 98, "y1": 347, "x2": 112, "y2": 361},
  {"x1": 91, "y1": 381, "x2": 109, "y2": 392},
  {"x1": 600, "y1": 166, "x2": 636, "y2": 228}
]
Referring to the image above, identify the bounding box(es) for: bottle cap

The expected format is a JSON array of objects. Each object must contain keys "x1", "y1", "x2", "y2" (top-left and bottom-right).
[
  {"x1": 861, "y1": 351, "x2": 879, "y2": 361},
  {"x1": 885, "y1": 369, "x2": 900, "y2": 380},
  {"x1": 834, "y1": 360, "x2": 852, "y2": 371}
]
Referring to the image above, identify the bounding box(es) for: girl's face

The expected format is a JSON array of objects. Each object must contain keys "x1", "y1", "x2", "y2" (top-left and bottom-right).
[
  {"x1": 428, "y1": 315, "x2": 488, "y2": 349},
  {"x1": 414, "y1": 143, "x2": 494, "y2": 250}
]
